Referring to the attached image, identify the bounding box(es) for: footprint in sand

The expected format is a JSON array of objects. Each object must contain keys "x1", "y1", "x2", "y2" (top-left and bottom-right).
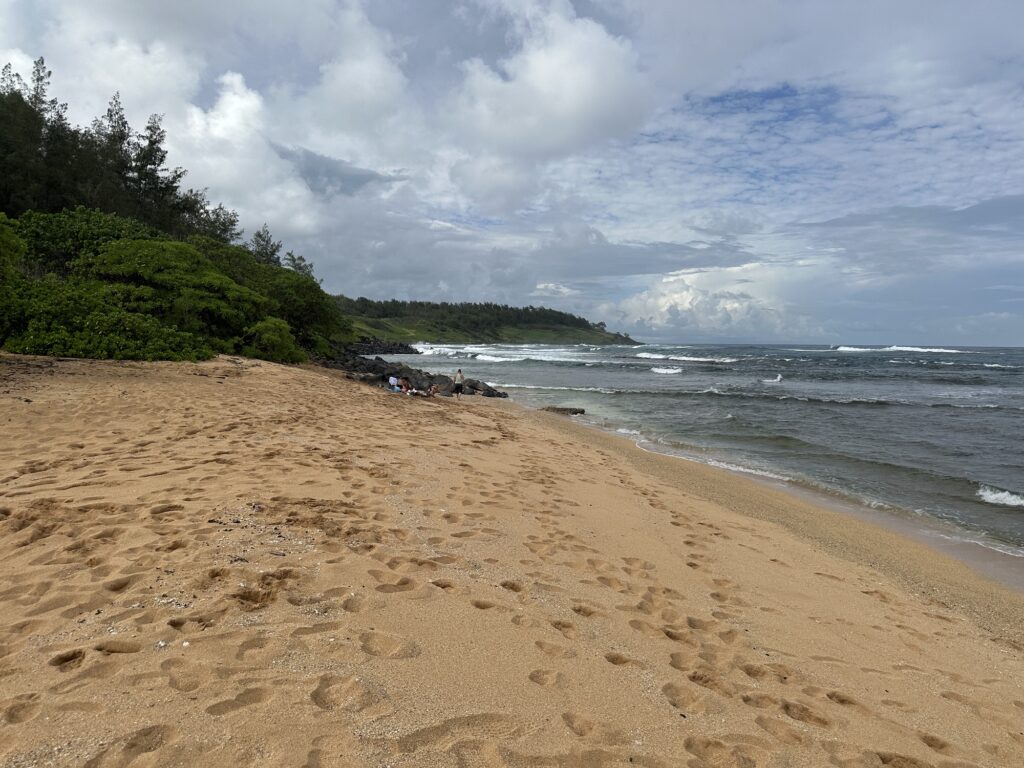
[
  {"x1": 360, "y1": 631, "x2": 420, "y2": 659},
  {"x1": 2, "y1": 693, "x2": 41, "y2": 724},
  {"x1": 535, "y1": 640, "x2": 575, "y2": 658},
  {"x1": 205, "y1": 687, "x2": 271, "y2": 716},
  {"x1": 604, "y1": 651, "x2": 642, "y2": 667},
  {"x1": 560, "y1": 712, "x2": 628, "y2": 745},
  {"x1": 310, "y1": 674, "x2": 390, "y2": 715},
  {"x1": 754, "y1": 714, "x2": 805, "y2": 745},
  {"x1": 528, "y1": 669, "x2": 566, "y2": 688},
  {"x1": 662, "y1": 682, "x2": 706, "y2": 715},
  {"x1": 551, "y1": 620, "x2": 577, "y2": 639},
  {"x1": 48, "y1": 648, "x2": 87, "y2": 671},
  {"x1": 93, "y1": 640, "x2": 142, "y2": 655},
  {"x1": 741, "y1": 693, "x2": 833, "y2": 727},
  {"x1": 84, "y1": 724, "x2": 178, "y2": 767},
  {"x1": 387, "y1": 713, "x2": 523, "y2": 755},
  {"x1": 684, "y1": 735, "x2": 766, "y2": 768}
]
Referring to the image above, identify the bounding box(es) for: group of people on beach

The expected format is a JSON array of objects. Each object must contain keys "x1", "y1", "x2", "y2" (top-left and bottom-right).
[{"x1": 387, "y1": 368, "x2": 466, "y2": 399}]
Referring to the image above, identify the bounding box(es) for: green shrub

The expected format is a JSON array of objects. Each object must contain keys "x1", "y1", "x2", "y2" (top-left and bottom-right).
[
  {"x1": 0, "y1": 213, "x2": 27, "y2": 341},
  {"x1": 4, "y1": 209, "x2": 354, "y2": 363},
  {"x1": 4, "y1": 277, "x2": 212, "y2": 360},
  {"x1": 75, "y1": 239, "x2": 268, "y2": 340},
  {"x1": 240, "y1": 317, "x2": 306, "y2": 363},
  {"x1": 15, "y1": 207, "x2": 158, "y2": 276},
  {"x1": 190, "y1": 235, "x2": 353, "y2": 350}
]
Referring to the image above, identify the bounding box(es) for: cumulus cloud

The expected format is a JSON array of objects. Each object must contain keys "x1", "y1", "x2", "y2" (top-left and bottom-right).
[{"x1": 448, "y1": 5, "x2": 650, "y2": 159}]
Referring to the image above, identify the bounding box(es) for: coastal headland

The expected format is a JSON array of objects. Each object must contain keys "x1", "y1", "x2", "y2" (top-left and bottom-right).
[{"x1": 1, "y1": 354, "x2": 1022, "y2": 767}]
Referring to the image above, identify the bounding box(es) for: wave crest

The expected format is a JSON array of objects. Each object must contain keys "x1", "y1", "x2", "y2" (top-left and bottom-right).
[{"x1": 977, "y1": 485, "x2": 1024, "y2": 507}]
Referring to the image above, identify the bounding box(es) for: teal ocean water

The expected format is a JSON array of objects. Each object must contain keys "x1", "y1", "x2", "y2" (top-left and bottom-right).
[{"x1": 380, "y1": 343, "x2": 1024, "y2": 558}]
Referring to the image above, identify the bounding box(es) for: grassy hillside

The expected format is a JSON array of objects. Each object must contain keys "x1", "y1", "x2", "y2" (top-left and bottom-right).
[{"x1": 339, "y1": 298, "x2": 638, "y2": 345}]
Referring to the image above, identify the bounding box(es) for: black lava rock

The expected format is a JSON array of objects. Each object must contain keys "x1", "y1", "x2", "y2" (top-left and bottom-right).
[{"x1": 317, "y1": 347, "x2": 507, "y2": 398}]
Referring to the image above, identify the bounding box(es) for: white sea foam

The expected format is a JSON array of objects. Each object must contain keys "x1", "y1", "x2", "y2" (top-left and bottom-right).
[
  {"x1": 635, "y1": 352, "x2": 668, "y2": 359},
  {"x1": 977, "y1": 485, "x2": 1024, "y2": 507},
  {"x1": 706, "y1": 459, "x2": 790, "y2": 481},
  {"x1": 413, "y1": 345, "x2": 464, "y2": 357},
  {"x1": 761, "y1": 374, "x2": 783, "y2": 383},
  {"x1": 886, "y1": 345, "x2": 968, "y2": 353},
  {"x1": 984, "y1": 363, "x2": 1021, "y2": 369},
  {"x1": 615, "y1": 428, "x2": 642, "y2": 436},
  {"x1": 475, "y1": 354, "x2": 526, "y2": 362},
  {"x1": 489, "y1": 383, "x2": 619, "y2": 394},
  {"x1": 835, "y1": 345, "x2": 968, "y2": 354},
  {"x1": 651, "y1": 367, "x2": 682, "y2": 374},
  {"x1": 668, "y1": 355, "x2": 739, "y2": 363}
]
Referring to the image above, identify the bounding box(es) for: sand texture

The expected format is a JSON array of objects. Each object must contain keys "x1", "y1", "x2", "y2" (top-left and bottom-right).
[{"x1": 1, "y1": 354, "x2": 1023, "y2": 767}]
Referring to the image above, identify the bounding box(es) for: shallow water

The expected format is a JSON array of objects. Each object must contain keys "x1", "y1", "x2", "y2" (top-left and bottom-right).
[{"x1": 383, "y1": 343, "x2": 1024, "y2": 557}]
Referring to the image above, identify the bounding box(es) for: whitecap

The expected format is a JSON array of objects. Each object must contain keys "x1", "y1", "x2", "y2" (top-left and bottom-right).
[
  {"x1": 490, "y1": 383, "x2": 619, "y2": 394},
  {"x1": 977, "y1": 485, "x2": 1024, "y2": 507},
  {"x1": 761, "y1": 374, "x2": 783, "y2": 383},
  {"x1": 668, "y1": 355, "x2": 739, "y2": 363},
  {"x1": 885, "y1": 345, "x2": 968, "y2": 353},
  {"x1": 651, "y1": 367, "x2": 682, "y2": 374},
  {"x1": 835, "y1": 345, "x2": 968, "y2": 354},
  {"x1": 474, "y1": 354, "x2": 526, "y2": 362},
  {"x1": 635, "y1": 352, "x2": 668, "y2": 359}
]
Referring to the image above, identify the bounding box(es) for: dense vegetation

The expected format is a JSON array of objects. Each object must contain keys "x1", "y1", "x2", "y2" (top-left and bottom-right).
[
  {"x1": 336, "y1": 297, "x2": 637, "y2": 345},
  {"x1": 0, "y1": 209, "x2": 353, "y2": 361},
  {"x1": 1, "y1": 57, "x2": 633, "y2": 363},
  {"x1": 0, "y1": 58, "x2": 351, "y2": 362}
]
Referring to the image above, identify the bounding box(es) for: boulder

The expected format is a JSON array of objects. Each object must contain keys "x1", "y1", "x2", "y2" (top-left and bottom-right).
[{"x1": 317, "y1": 347, "x2": 507, "y2": 398}]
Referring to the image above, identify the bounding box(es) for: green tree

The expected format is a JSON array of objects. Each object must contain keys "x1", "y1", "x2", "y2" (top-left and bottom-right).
[
  {"x1": 248, "y1": 223, "x2": 281, "y2": 265},
  {"x1": 283, "y1": 250, "x2": 315, "y2": 279}
]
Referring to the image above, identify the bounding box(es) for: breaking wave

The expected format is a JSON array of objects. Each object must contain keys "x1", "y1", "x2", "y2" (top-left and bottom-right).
[
  {"x1": 977, "y1": 486, "x2": 1024, "y2": 507},
  {"x1": 668, "y1": 355, "x2": 740, "y2": 363},
  {"x1": 835, "y1": 345, "x2": 969, "y2": 354}
]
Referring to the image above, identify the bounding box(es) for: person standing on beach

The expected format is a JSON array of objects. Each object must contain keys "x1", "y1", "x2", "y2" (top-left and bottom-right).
[{"x1": 452, "y1": 368, "x2": 465, "y2": 399}]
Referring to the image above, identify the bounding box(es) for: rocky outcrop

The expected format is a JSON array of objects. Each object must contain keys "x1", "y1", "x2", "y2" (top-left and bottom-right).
[
  {"x1": 541, "y1": 406, "x2": 585, "y2": 416},
  {"x1": 317, "y1": 348, "x2": 507, "y2": 398},
  {"x1": 346, "y1": 340, "x2": 420, "y2": 355}
]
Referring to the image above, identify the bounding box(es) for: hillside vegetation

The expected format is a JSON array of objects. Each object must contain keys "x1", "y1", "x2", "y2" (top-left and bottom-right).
[{"x1": 337, "y1": 297, "x2": 638, "y2": 345}]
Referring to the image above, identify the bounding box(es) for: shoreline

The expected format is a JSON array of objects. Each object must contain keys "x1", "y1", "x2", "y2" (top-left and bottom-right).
[
  {"x1": 2, "y1": 354, "x2": 1023, "y2": 766},
  {"x1": 495, "y1": 391, "x2": 1024, "y2": 594},
  {"x1": 499, "y1": 399, "x2": 1024, "y2": 642},
  {"x1": 625, "y1": 425, "x2": 1024, "y2": 593}
]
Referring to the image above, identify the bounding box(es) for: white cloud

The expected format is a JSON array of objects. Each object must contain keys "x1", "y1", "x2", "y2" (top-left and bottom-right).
[
  {"x1": 448, "y1": 7, "x2": 650, "y2": 160},
  {"x1": 4, "y1": 0, "x2": 1024, "y2": 343}
]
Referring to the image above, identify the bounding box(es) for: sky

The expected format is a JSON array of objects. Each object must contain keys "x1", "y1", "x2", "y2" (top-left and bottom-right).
[{"x1": 3, "y1": 0, "x2": 1024, "y2": 344}]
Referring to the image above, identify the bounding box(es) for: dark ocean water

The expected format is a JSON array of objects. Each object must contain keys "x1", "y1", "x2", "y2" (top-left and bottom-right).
[{"x1": 383, "y1": 343, "x2": 1024, "y2": 557}]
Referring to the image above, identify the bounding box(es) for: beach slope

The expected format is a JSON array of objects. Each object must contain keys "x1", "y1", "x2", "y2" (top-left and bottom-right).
[{"x1": 1, "y1": 354, "x2": 1022, "y2": 767}]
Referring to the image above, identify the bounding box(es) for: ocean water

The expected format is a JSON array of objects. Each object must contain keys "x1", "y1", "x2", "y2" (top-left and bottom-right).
[{"x1": 382, "y1": 343, "x2": 1024, "y2": 557}]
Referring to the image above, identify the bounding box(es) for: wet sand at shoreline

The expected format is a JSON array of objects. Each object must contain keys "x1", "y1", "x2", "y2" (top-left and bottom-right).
[{"x1": 1, "y1": 353, "x2": 1022, "y2": 767}]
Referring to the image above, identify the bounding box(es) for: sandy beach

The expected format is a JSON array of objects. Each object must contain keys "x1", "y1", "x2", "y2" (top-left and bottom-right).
[{"x1": 1, "y1": 353, "x2": 1022, "y2": 768}]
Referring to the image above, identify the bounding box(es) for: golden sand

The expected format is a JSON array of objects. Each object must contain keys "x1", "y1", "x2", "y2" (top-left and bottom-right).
[{"x1": 1, "y1": 354, "x2": 1022, "y2": 767}]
